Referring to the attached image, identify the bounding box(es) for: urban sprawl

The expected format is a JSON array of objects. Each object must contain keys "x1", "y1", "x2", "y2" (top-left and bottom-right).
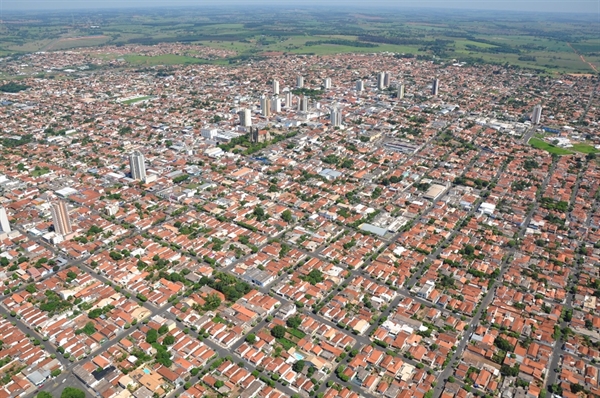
[{"x1": 0, "y1": 43, "x2": 599, "y2": 398}]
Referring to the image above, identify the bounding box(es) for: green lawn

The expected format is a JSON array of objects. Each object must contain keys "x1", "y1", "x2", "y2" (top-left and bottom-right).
[
  {"x1": 530, "y1": 138, "x2": 573, "y2": 155},
  {"x1": 31, "y1": 167, "x2": 50, "y2": 177},
  {"x1": 571, "y1": 143, "x2": 600, "y2": 154},
  {"x1": 121, "y1": 96, "x2": 153, "y2": 105}
]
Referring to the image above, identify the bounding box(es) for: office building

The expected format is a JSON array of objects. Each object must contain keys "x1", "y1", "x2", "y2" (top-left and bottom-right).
[
  {"x1": 377, "y1": 72, "x2": 385, "y2": 90},
  {"x1": 260, "y1": 96, "x2": 271, "y2": 117},
  {"x1": 356, "y1": 80, "x2": 364, "y2": 92},
  {"x1": 0, "y1": 206, "x2": 10, "y2": 233},
  {"x1": 397, "y1": 84, "x2": 405, "y2": 100},
  {"x1": 531, "y1": 104, "x2": 542, "y2": 124},
  {"x1": 271, "y1": 96, "x2": 281, "y2": 113},
  {"x1": 330, "y1": 107, "x2": 343, "y2": 127},
  {"x1": 323, "y1": 78, "x2": 332, "y2": 89},
  {"x1": 51, "y1": 201, "x2": 72, "y2": 236},
  {"x1": 272, "y1": 80, "x2": 279, "y2": 95},
  {"x1": 432, "y1": 78, "x2": 439, "y2": 96},
  {"x1": 296, "y1": 76, "x2": 304, "y2": 89},
  {"x1": 129, "y1": 150, "x2": 146, "y2": 181},
  {"x1": 238, "y1": 108, "x2": 252, "y2": 127}
]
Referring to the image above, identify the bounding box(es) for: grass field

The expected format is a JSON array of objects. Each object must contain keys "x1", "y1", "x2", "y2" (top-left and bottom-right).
[
  {"x1": 530, "y1": 138, "x2": 573, "y2": 155},
  {"x1": 571, "y1": 143, "x2": 600, "y2": 154},
  {"x1": 120, "y1": 96, "x2": 153, "y2": 105}
]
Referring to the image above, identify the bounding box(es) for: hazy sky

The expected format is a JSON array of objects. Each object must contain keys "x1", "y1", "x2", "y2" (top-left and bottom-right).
[{"x1": 1, "y1": 0, "x2": 598, "y2": 13}]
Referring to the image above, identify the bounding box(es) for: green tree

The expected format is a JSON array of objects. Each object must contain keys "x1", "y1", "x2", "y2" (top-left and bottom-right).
[
  {"x1": 281, "y1": 209, "x2": 293, "y2": 223},
  {"x1": 163, "y1": 334, "x2": 175, "y2": 345},
  {"x1": 246, "y1": 333, "x2": 257, "y2": 344},
  {"x1": 203, "y1": 293, "x2": 222, "y2": 311},
  {"x1": 158, "y1": 325, "x2": 169, "y2": 335},
  {"x1": 286, "y1": 315, "x2": 302, "y2": 329},
  {"x1": 60, "y1": 387, "x2": 85, "y2": 398},
  {"x1": 271, "y1": 325, "x2": 286, "y2": 339},
  {"x1": 146, "y1": 329, "x2": 158, "y2": 344},
  {"x1": 293, "y1": 360, "x2": 305, "y2": 372},
  {"x1": 37, "y1": 392, "x2": 53, "y2": 398}
]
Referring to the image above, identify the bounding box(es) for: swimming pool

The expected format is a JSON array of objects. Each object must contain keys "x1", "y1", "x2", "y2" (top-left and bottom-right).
[
  {"x1": 143, "y1": 368, "x2": 151, "y2": 375},
  {"x1": 293, "y1": 352, "x2": 305, "y2": 361}
]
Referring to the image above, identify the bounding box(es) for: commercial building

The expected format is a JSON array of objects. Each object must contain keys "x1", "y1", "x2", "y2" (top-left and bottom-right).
[
  {"x1": 129, "y1": 150, "x2": 146, "y2": 181},
  {"x1": 50, "y1": 200, "x2": 72, "y2": 236}
]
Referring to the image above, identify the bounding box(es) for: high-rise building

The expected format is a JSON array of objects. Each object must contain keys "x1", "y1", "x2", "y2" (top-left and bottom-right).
[
  {"x1": 298, "y1": 96, "x2": 308, "y2": 112},
  {"x1": 377, "y1": 72, "x2": 385, "y2": 90},
  {"x1": 356, "y1": 80, "x2": 364, "y2": 92},
  {"x1": 323, "y1": 78, "x2": 332, "y2": 89},
  {"x1": 531, "y1": 105, "x2": 542, "y2": 124},
  {"x1": 296, "y1": 76, "x2": 304, "y2": 89},
  {"x1": 397, "y1": 84, "x2": 405, "y2": 100},
  {"x1": 238, "y1": 108, "x2": 252, "y2": 127},
  {"x1": 271, "y1": 96, "x2": 281, "y2": 113},
  {"x1": 330, "y1": 107, "x2": 343, "y2": 127},
  {"x1": 272, "y1": 80, "x2": 279, "y2": 95},
  {"x1": 383, "y1": 72, "x2": 391, "y2": 87},
  {"x1": 432, "y1": 79, "x2": 439, "y2": 96},
  {"x1": 0, "y1": 206, "x2": 10, "y2": 234},
  {"x1": 260, "y1": 96, "x2": 271, "y2": 117},
  {"x1": 51, "y1": 201, "x2": 72, "y2": 236},
  {"x1": 285, "y1": 91, "x2": 294, "y2": 108},
  {"x1": 129, "y1": 150, "x2": 146, "y2": 181}
]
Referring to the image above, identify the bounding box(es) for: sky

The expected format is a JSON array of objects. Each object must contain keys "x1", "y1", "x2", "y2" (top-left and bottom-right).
[{"x1": 1, "y1": 0, "x2": 598, "y2": 13}]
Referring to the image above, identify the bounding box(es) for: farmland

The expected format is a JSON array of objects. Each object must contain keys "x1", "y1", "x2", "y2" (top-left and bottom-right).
[{"x1": 0, "y1": 7, "x2": 598, "y2": 74}]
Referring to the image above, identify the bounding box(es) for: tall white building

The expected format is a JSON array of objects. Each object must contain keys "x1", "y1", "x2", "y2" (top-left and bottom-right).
[
  {"x1": 285, "y1": 92, "x2": 294, "y2": 108},
  {"x1": 272, "y1": 80, "x2": 279, "y2": 95},
  {"x1": 383, "y1": 72, "x2": 391, "y2": 87},
  {"x1": 432, "y1": 78, "x2": 440, "y2": 96},
  {"x1": 298, "y1": 96, "x2": 308, "y2": 112},
  {"x1": 271, "y1": 96, "x2": 281, "y2": 113},
  {"x1": 50, "y1": 201, "x2": 72, "y2": 236},
  {"x1": 330, "y1": 107, "x2": 343, "y2": 127},
  {"x1": 377, "y1": 72, "x2": 385, "y2": 90},
  {"x1": 323, "y1": 78, "x2": 332, "y2": 89},
  {"x1": 397, "y1": 84, "x2": 405, "y2": 100},
  {"x1": 260, "y1": 96, "x2": 271, "y2": 117},
  {"x1": 238, "y1": 109, "x2": 252, "y2": 127},
  {"x1": 296, "y1": 76, "x2": 304, "y2": 89},
  {"x1": 356, "y1": 80, "x2": 364, "y2": 92},
  {"x1": 0, "y1": 206, "x2": 10, "y2": 234},
  {"x1": 129, "y1": 150, "x2": 146, "y2": 181},
  {"x1": 531, "y1": 104, "x2": 542, "y2": 124}
]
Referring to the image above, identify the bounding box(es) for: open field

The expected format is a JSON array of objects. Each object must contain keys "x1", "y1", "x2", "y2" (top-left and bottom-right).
[
  {"x1": 119, "y1": 96, "x2": 154, "y2": 105},
  {"x1": 529, "y1": 138, "x2": 574, "y2": 155},
  {"x1": 0, "y1": 7, "x2": 598, "y2": 73}
]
